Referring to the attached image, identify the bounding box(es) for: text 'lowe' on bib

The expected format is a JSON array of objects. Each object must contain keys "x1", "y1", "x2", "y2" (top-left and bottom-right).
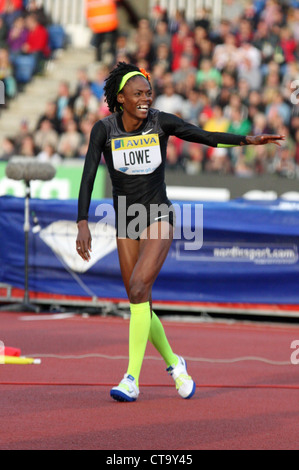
[{"x1": 111, "y1": 134, "x2": 162, "y2": 175}]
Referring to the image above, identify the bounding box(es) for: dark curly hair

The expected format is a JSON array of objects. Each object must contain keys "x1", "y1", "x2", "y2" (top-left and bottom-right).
[{"x1": 104, "y1": 62, "x2": 149, "y2": 114}]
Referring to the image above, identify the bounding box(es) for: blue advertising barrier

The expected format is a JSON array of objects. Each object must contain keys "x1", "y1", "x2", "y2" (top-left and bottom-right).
[{"x1": 1, "y1": 196, "x2": 299, "y2": 307}]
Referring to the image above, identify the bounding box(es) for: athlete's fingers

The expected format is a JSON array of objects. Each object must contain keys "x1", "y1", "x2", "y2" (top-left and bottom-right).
[
  {"x1": 81, "y1": 239, "x2": 91, "y2": 262},
  {"x1": 76, "y1": 238, "x2": 91, "y2": 261}
]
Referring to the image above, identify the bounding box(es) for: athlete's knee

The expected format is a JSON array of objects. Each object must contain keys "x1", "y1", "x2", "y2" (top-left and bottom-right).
[{"x1": 129, "y1": 277, "x2": 150, "y2": 304}]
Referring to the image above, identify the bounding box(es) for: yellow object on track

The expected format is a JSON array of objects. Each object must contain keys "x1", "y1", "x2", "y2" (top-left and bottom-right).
[{"x1": 3, "y1": 356, "x2": 41, "y2": 365}]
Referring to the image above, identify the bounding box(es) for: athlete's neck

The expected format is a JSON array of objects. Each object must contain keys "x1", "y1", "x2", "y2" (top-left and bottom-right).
[{"x1": 121, "y1": 113, "x2": 146, "y2": 133}]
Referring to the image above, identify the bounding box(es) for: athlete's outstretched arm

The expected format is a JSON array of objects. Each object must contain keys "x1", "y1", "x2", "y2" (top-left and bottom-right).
[
  {"x1": 76, "y1": 121, "x2": 107, "y2": 261},
  {"x1": 158, "y1": 112, "x2": 285, "y2": 148}
]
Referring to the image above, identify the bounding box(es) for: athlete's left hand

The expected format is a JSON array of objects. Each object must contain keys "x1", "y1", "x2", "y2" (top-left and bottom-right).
[{"x1": 245, "y1": 135, "x2": 286, "y2": 146}]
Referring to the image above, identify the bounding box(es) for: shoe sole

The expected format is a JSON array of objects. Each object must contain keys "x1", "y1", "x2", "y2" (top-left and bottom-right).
[
  {"x1": 183, "y1": 381, "x2": 196, "y2": 399},
  {"x1": 110, "y1": 389, "x2": 137, "y2": 402}
]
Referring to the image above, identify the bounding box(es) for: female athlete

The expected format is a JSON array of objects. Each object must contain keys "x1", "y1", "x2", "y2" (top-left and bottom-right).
[{"x1": 76, "y1": 62, "x2": 284, "y2": 402}]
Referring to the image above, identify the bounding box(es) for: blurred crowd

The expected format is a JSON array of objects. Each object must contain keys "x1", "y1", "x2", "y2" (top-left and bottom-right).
[
  {"x1": 0, "y1": 0, "x2": 52, "y2": 101},
  {"x1": 1, "y1": 0, "x2": 299, "y2": 179}
]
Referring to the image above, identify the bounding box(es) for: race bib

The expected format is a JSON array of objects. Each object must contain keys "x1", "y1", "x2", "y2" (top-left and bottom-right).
[{"x1": 111, "y1": 134, "x2": 162, "y2": 175}]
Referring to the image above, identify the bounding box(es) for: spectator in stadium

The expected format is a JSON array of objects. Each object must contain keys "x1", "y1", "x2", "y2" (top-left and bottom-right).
[
  {"x1": 194, "y1": 6, "x2": 211, "y2": 31},
  {"x1": 295, "y1": 129, "x2": 299, "y2": 167},
  {"x1": 152, "y1": 19, "x2": 171, "y2": 53},
  {"x1": 85, "y1": 0, "x2": 119, "y2": 62},
  {"x1": 153, "y1": 80, "x2": 185, "y2": 115},
  {"x1": 0, "y1": 0, "x2": 22, "y2": 14},
  {"x1": 133, "y1": 17, "x2": 153, "y2": 44},
  {"x1": 0, "y1": 136, "x2": 15, "y2": 160},
  {"x1": 221, "y1": 0, "x2": 246, "y2": 26},
  {"x1": 18, "y1": 132, "x2": 37, "y2": 157},
  {"x1": 205, "y1": 147, "x2": 232, "y2": 175},
  {"x1": 90, "y1": 64, "x2": 109, "y2": 100},
  {"x1": 181, "y1": 87, "x2": 204, "y2": 125},
  {"x1": 73, "y1": 85, "x2": 99, "y2": 120},
  {"x1": 196, "y1": 58, "x2": 222, "y2": 88},
  {"x1": 7, "y1": 16, "x2": 28, "y2": 58},
  {"x1": 279, "y1": 25, "x2": 297, "y2": 64},
  {"x1": 36, "y1": 142, "x2": 62, "y2": 165},
  {"x1": 253, "y1": 19, "x2": 280, "y2": 70},
  {"x1": 203, "y1": 104, "x2": 230, "y2": 133},
  {"x1": 234, "y1": 152, "x2": 255, "y2": 178},
  {"x1": 165, "y1": 134, "x2": 185, "y2": 169},
  {"x1": 171, "y1": 20, "x2": 193, "y2": 71},
  {"x1": 184, "y1": 140, "x2": 205, "y2": 174},
  {"x1": 251, "y1": 112, "x2": 271, "y2": 137},
  {"x1": 77, "y1": 114, "x2": 95, "y2": 159},
  {"x1": 265, "y1": 89, "x2": 292, "y2": 126},
  {"x1": 21, "y1": 12, "x2": 50, "y2": 72},
  {"x1": 59, "y1": 105, "x2": 77, "y2": 134},
  {"x1": 0, "y1": 15, "x2": 8, "y2": 48},
  {"x1": 227, "y1": 106, "x2": 252, "y2": 137},
  {"x1": 288, "y1": 5, "x2": 299, "y2": 43},
  {"x1": 172, "y1": 54, "x2": 197, "y2": 92},
  {"x1": 55, "y1": 81, "x2": 72, "y2": 121},
  {"x1": 213, "y1": 32, "x2": 239, "y2": 71},
  {"x1": 0, "y1": 46, "x2": 16, "y2": 99},
  {"x1": 261, "y1": 0, "x2": 284, "y2": 29},
  {"x1": 34, "y1": 118, "x2": 59, "y2": 151},
  {"x1": 57, "y1": 119, "x2": 82, "y2": 159},
  {"x1": 36, "y1": 100, "x2": 61, "y2": 134},
  {"x1": 0, "y1": 0, "x2": 23, "y2": 30},
  {"x1": 25, "y1": 0, "x2": 51, "y2": 27},
  {"x1": 271, "y1": 142, "x2": 296, "y2": 178},
  {"x1": 71, "y1": 67, "x2": 92, "y2": 103},
  {"x1": 130, "y1": 36, "x2": 154, "y2": 69},
  {"x1": 13, "y1": 117, "x2": 30, "y2": 150},
  {"x1": 151, "y1": 42, "x2": 171, "y2": 73},
  {"x1": 236, "y1": 41, "x2": 262, "y2": 90},
  {"x1": 224, "y1": 92, "x2": 249, "y2": 122},
  {"x1": 235, "y1": 18, "x2": 254, "y2": 46}
]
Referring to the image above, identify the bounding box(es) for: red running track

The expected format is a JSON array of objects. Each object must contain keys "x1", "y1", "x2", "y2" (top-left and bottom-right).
[{"x1": 0, "y1": 311, "x2": 299, "y2": 450}]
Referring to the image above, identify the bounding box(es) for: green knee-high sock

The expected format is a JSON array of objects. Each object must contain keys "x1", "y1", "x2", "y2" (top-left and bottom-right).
[
  {"x1": 126, "y1": 301, "x2": 151, "y2": 388},
  {"x1": 148, "y1": 312, "x2": 178, "y2": 368}
]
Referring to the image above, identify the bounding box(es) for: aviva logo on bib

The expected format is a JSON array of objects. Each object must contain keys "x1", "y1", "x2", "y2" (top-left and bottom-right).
[
  {"x1": 112, "y1": 135, "x2": 159, "y2": 151},
  {"x1": 112, "y1": 134, "x2": 162, "y2": 176}
]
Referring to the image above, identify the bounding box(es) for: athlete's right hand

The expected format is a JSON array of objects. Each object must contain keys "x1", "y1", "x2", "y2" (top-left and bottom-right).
[{"x1": 76, "y1": 220, "x2": 92, "y2": 262}]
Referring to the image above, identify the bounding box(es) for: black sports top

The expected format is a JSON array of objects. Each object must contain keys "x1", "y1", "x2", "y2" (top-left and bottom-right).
[{"x1": 77, "y1": 109, "x2": 247, "y2": 223}]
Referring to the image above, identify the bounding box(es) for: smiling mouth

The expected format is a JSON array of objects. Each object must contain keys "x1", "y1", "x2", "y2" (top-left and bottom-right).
[{"x1": 137, "y1": 105, "x2": 149, "y2": 110}]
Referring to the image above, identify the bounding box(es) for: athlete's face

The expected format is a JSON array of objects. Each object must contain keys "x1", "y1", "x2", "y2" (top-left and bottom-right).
[{"x1": 117, "y1": 76, "x2": 153, "y2": 120}]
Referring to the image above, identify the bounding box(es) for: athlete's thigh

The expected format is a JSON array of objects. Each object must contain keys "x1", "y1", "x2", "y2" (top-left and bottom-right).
[
  {"x1": 133, "y1": 221, "x2": 173, "y2": 287},
  {"x1": 116, "y1": 237, "x2": 140, "y2": 296}
]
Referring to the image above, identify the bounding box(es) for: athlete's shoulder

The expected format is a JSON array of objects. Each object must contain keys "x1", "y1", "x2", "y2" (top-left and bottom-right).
[
  {"x1": 148, "y1": 108, "x2": 160, "y2": 118},
  {"x1": 90, "y1": 119, "x2": 107, "y2": 135},
  {"x1": 155, "y1": 110, "x2": 184, "y2": 133}
]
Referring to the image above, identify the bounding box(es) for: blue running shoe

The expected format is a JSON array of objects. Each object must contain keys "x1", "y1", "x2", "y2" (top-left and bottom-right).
[{"x1": 110, "y1": 374, "x2": 139, "y2": 402}]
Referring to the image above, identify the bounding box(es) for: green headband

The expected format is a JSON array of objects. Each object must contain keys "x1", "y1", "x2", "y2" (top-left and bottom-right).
[{"x1": 118, "y1": 71, "x2": 146, "y2": 94}]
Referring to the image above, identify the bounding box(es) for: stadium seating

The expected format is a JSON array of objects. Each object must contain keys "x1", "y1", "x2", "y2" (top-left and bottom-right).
[
  {"x1": 12, "y1": 53, "x2": 37, "y2": 83},
  {"x1": 47, "y1": 24, "x2": 66, "y2": 52}
]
